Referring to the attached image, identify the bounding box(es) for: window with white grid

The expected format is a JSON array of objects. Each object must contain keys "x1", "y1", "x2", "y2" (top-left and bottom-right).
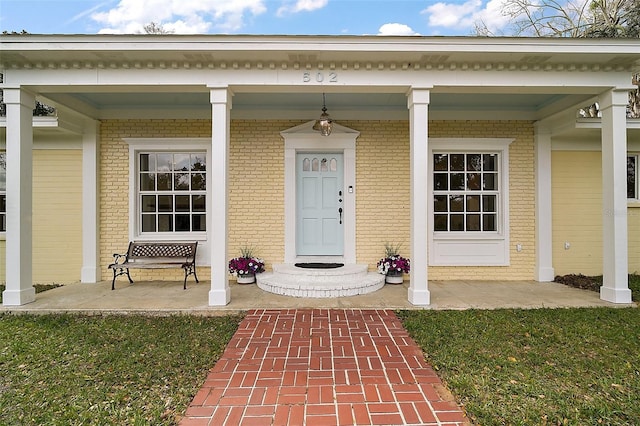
[
  {"x1": 433, "y1": 152, "x2": 499, "y2": 233},
  {"x1": 138, "y1": 152, "x2": 206, "y2": 233}
]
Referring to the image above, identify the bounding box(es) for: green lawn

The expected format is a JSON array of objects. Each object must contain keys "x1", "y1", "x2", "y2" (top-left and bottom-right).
[
  {"x1": 0, "y1": 314, "x2": 242, "y2": 425},
  {"x1": 399, "y1": 308, "x2": 640, "y2": 425}
]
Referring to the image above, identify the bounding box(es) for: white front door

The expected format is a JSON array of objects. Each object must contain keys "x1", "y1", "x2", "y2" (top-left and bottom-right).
[{"x1": 296, "y1": 153, "x2": 344, "y2": 256}]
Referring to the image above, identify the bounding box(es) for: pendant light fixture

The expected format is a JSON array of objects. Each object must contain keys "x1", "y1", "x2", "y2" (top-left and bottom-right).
[{"x1": 316, "y1": 93, "x2": 333, "y2": 136}]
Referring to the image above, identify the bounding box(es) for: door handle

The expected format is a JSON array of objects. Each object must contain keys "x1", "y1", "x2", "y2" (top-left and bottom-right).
[{"x1": 338, "y1": 207, "x2": 343, "y2": 224}]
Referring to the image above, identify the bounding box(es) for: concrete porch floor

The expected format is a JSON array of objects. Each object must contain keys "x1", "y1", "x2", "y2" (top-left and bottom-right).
[{"x1": 1, "y1": 279, "x2": 629, "y2": 314}]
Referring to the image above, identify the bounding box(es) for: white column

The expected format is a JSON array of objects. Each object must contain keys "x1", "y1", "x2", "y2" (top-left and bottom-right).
[
  {"x1": 2, "y1": 89, "x2": 35, "y2": 306},
  {"x1": 407, "y1": 88, "x2": 431, "y2": 306},
  {"x1": 600, "y1": 89, "x2": 632, "y2": 303},
  {"x1": 208, "y1": 87, "x2": 232, "y2": 305},
  {"x1": 81, "y1": 119, "x2": 101, "y2": 283},
  {"x1": 534, "y1": 124, "x2": 555, "y2": 281}
]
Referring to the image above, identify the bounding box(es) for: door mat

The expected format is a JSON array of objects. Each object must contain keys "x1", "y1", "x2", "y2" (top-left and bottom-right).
[{"x1": 294, "y1": 262, "x2": 344, "y2": 269}]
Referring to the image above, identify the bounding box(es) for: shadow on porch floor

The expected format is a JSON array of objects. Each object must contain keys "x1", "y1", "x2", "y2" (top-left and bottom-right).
[{"x1": 1, "y1": 279, "x2": 628, "y2": 314}]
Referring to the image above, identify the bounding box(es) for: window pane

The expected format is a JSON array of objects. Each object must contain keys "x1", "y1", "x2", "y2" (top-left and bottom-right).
[
  {"x1": 191, "y1": 154, "x2": 206, "y2": 171},
  {"x1": 192, "y1": 173, "x2": 206, "y2": 190},
  {"x1": 192, "y1": 195, "x2": 206, "y2": 212},
  {"x1": 320, "y1": 158, "x2": 328, "y2": 172},
  {"x1": 175, "y1": 195, "x2": 190, "y2": 212},
  {"x1": 466, "y1": 214, "x2": 481, "y2": 231},
  {"x1": 467, "y1": 154, "x2": 482, "y2": 171},
  {"x1": 483, "y1": 154, "x2": 497, "y2": 171},
  {"x1": 157, "y1": 173, "x2": 171, "y2": 190},
  {"x1": 158, "y1": 195, "x2": 173, "y2": 212},
  {"x1": 628, "y1": 156, "x2": 636, "y2": 199},
  {"x1": 158, "y1": 214, "x2": 173, "y2": 232},
  {"x1": 450, "y1": 173, "x2": 465, "y2": 190},
  {"x1": 0, "y1": 214, "x2": 5, "y2": 232},
  {"x1": 434, "y1": 173, "x2": 448, "y2": 190},
  {"x1": 434, "y1": 214, "x2": 448, "y2": 231},
  {"x1": 175, "y1": 214, "x2": 190, "y2": 231},
  {"x1": 434, "y1": 154, "x2": 448, "y2": 171},
  {"x1": 467, "y1": 173, "x2": 481, "y2": 190},
  {"x1": 434, "y1": 195, "x2": 447, "y2": 212},
  {"x1": 483, "y1": 214, "x2": 497, "y2": 231},
  {"x1": 0, "y1": 195, "x2": 5, "y2": 212},
  {"x1": 450, "y1": 195, "x2": 464, "y2": 212},
  {"x1": 192, "y1": 214, "x2": 206, "y2": 231},
  {"x1": 142, "y1": 214, "x2": 156, "y2": 232},
  {"x1": 466, "y1": 195, "x2": 480, "y2": 212},
  {"x1": 140, "y1": 154, "x2": 154, "y2": 172},
  {"x1": 483, "y1": 173, "x2": 496, "y2": 190},
  {"x1": 450, "y1": 154, "x2": 464, "y2": 171},
  {"x1": 483, "y1": 195, "x2": 496, "y2": 212},
  {"x1": 312, "y1": 158, "x2": 319, "y2": 171},
  {"x1": 157, "y1": 154, "x2": 172, "y2": 172},
  {"x1": 174, "y1": 154, "x2": 190, "y2": 171},
  {"x1": 175, "y1": 173, "x2": 189, "y2": 190},
  {"x1": 330, "y1": 158, "x2": 337, "y2": 172},
  {"x1": 303, "y1": 158, "x2": 310, "y2": 171},
  {"x1": 141, "y1": 195, "x2": 156, "y2": 212},
  {"x1": 450, "y1": 214, "x2": 464, "y2": 231},
  {"x1": 140, "y1": 173, "x2": 155, "y2": 191}
]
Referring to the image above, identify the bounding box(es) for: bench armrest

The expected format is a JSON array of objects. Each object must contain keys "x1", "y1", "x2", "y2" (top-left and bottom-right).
[{"x1": 112, "y1": 253, "x2": 128, "y2": 264}]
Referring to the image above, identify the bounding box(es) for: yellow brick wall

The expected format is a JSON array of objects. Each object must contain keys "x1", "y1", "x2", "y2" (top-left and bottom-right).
[
  {"x1": 0, "y1": 149, "x2": 82, "y2": 284},
  {"x1": 426, "y1": 121, "x2": 536, "y2": 280},
  {"x1": 551, "y1": 150, "x2": 640, "y2": 276},
  {"x1": 99, "y1": 119, "x2": 537, "y2": 282},
  {"x1": 100, "y1": 120, "x2": 212, "y2": 281}
]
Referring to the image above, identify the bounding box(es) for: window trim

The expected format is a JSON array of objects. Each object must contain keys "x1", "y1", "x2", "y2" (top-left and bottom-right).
[
  {"x1": 125, "y1": 138, "x2": 210, "y2": 242},
  {"x1": 428, "y1": 138, "x2": 514, "y2": 266}
]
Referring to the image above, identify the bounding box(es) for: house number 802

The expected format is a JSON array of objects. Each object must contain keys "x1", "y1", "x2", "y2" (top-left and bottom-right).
[{"x1": 303, "y1": 72, "x2": 338, "y2": 83}]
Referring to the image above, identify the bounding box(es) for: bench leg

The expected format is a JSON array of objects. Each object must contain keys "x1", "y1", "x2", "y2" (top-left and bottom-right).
[{"x1": 111, "y1": 267, "x2": 134, "y2": 290}]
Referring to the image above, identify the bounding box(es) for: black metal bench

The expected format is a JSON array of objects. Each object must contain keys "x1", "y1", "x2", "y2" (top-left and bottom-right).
[{"x1": 108, "y1": 241, "x2": 199, "y2": 290}]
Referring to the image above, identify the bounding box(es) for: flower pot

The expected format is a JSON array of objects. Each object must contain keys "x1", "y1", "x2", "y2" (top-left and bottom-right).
[
  {"x1": 237, "y1": 274, "x2": 256, "y2": 284},
  {"x1": 385, "y1": 271, "x2": 404, "y2": 285}
]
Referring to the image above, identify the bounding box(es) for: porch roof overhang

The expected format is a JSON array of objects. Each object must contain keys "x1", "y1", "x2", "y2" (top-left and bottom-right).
[{"x1": 1, "y1": 34, "x2": 639, "y2": 142}]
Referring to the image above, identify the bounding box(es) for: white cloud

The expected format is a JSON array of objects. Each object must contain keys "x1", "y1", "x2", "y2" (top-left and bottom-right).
[
  {"x1": 422, "y1": 0, "x2": 511, "y2": 33},
  {"x1": 91, "y1": 0, "x2": 267, "y2": 34},
  {"x1": 377, "y1": 23, "x2": 420, "y2": 36},
  {"x1": 277, "y1": 0, "x2": 328, "y2": 17}
]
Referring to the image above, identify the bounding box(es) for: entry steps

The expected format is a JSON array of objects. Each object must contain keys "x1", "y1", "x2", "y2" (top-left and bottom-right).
[{"x1": 257, "y1": 263, "x2": 385, "y2": 298}]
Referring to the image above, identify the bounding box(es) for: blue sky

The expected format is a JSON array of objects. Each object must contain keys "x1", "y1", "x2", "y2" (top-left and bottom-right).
[{"x1": 0, "y1": 0, "x2": 512, "y2": 36}]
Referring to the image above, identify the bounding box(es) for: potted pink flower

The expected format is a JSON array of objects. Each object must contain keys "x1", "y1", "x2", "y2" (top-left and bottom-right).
[
  {"x1": 377, "y1": 243, "x2": 410, "y2": 285},
  {"x1": 228, "y1": 246, "x2": 265, "y2": 284}
]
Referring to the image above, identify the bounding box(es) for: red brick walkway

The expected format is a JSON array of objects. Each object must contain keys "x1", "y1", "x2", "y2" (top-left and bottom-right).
[{"x1": 180, "y1": 309, "x2": 469, "y2": 426}]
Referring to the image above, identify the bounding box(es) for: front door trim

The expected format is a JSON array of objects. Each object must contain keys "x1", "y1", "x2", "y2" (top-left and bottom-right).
[{"x1": 282, "y1": 120, "x2": 359, "y2": 264}]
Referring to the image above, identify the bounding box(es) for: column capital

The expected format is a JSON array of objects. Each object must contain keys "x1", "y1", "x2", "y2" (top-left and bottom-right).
[
  {"x1": 599, "y1": 88, "x2": 631, "y2": 110},
  {"x1": 407, "y1": 87, "x2": 431, "y2": 108},
  {"x1": 2, "y1": 88, "x2": 35, "y2": 107},
  {"x1": 209, "y1": 87, "x2": 233, "y2": 107}
]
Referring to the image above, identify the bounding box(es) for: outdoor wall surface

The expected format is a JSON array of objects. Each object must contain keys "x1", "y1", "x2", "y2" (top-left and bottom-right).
[
  {"x1": 0, "y1": 149, "x2": 82, "y2": 284},
  {"x1": 552, "y1": 150, "x2": 640, "y2": 276},
  {"x1": 98, "y1": 118, "x2": 537, "y2": 283},
  {"x1": 427, "y1": 120, "x2": 536, "y2": 281}
]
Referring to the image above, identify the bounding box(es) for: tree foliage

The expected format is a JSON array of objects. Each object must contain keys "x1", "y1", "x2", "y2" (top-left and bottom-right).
[
  {"x1": 476, "y1": 0, "x2": 640, "y2": 38},
  {"x1": 143, "y1": 22, "x2": 173, "y2": 34}
]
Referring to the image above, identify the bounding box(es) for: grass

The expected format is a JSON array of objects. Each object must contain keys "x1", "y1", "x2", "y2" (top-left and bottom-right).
[
  {"x1": 0, "y1": 313, "x2": 243, "y2": 425},
  {"x1": 399, "y1": 308, "x2": 640, "y2": 425}
]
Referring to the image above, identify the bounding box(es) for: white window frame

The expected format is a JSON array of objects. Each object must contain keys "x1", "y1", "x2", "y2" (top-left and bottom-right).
[
  {"x1": 628, "y1": 153, "x2": 638, "y2": 202},
  {"x1": 428, "y1": 138, "x2": 514, "y2": 266},
  {"x1": 125, "y1": 138, "x2": 210, "y2": 243},
  {"x1": 0, "y1": 151, "x2": 5, "y2": 235}
]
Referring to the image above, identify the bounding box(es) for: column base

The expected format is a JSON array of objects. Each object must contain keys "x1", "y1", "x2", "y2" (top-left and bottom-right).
[
  {"x1": 2, "y1": 287, "x2": 36, "y2": 306},
  {"x1": 81, "y1": 266, "x2": 100, "y2": 283},
  {"x1": 600, "y1": 286, "x2": 632, "y2": 304},
  {"x1": 209, "y1": 287, "x2": 231, "y2": 306},
  {"x1": 535, "y1": 266, "x2": 555, "y2": 282},
  {"x1": 408, "y1": 287, "x2": 431, "y2": 306}
]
